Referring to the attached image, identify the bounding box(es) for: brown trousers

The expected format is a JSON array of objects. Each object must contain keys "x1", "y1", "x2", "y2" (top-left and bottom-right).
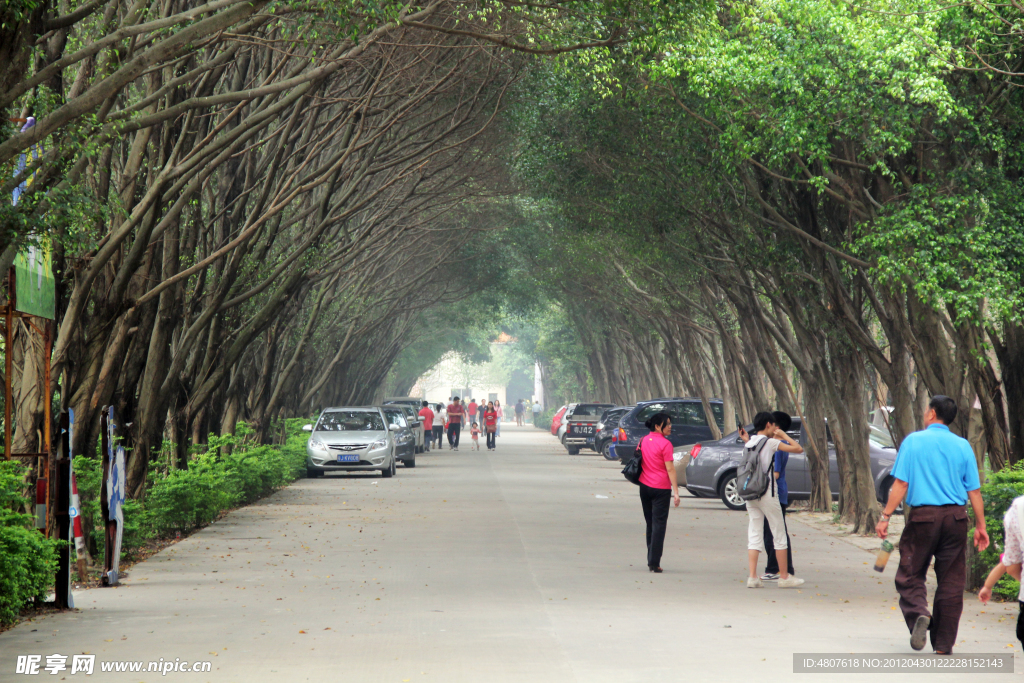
[{"x1": 894, "y1": 504, "x2": 969, "y2": 652}]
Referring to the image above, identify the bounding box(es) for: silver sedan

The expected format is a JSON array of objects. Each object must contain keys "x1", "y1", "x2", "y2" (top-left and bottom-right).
[
  {"x1": 304, "y1": 407, "x2": 399, "y2": 478},
  {"x1": 684, "y1": 420, "x2": 897, "y2": 510}
]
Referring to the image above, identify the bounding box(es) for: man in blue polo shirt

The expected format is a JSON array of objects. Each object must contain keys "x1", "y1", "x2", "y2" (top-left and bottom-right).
[{"x1": 876, "y1": 395, "x2": 989, "y2": 654}]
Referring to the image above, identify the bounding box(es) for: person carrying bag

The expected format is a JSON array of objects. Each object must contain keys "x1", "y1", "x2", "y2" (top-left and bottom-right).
[
  {"x1": 626, "y1": 412, "x2": 679, "y2": 573},
  {"x1": 741, "y1": 411, "x2": 804, "y2": 589}
]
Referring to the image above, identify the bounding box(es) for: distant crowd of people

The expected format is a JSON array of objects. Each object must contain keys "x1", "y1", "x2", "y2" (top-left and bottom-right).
[
  {"x1": 415, "y1": 397, "x2": 542, "y2": 453},
  {"x1": 418, "y1": 396, "x2": 515, "y2": 452},
  {"x1": 632, "y1": 395, "x2": 1005, "y2": 654}
]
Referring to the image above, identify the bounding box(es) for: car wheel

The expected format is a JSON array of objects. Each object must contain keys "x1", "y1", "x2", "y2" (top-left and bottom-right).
[
  {"x1": 719, "y1": 472, "x2": 746, "y2": 511},
  {"x1": 405, "y1": 457, "x2": 416, "y2": 468},
  {"x1": 567, "y1": 446, "x2": 579, "y2": 455},
  {"x1": 382, "y1": 458, "x2": 395, "y2": 478},
  {"x1": 602, "y1": 442, "x2": 617, "y2": 460},
  {"x1": 306, "y1": 466, "x2": 321, "y2": 479}
]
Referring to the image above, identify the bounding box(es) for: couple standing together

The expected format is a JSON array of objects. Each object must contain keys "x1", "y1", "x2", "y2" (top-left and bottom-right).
[{"x1": 636, "y1": 410, "x2": 803, "y2": 588}]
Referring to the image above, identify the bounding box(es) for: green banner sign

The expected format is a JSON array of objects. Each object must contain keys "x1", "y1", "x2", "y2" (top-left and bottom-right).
[{"x1": 14, "y1": 241, "x2": 55, "y2": 320}]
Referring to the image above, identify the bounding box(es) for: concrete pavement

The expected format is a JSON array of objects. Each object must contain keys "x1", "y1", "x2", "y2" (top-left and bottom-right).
[{"x1": 1, "y1": 424, "x2": 1017, "y2": 682}]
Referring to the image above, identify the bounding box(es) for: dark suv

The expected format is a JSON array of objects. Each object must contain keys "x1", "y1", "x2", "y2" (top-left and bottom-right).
[{"x1": 614, "y1": 398, "x2": 726, "y2": 463}]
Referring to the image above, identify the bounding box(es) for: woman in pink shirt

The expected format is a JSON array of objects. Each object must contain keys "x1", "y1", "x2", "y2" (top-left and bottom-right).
[{"x1": 638, "y1": 412, "x2": 680, "y2": 573}]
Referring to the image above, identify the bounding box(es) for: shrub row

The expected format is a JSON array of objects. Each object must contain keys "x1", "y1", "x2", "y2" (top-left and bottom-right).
[
  {"x1": 73, "y1": 419, "x2": 310, "y2": 564},
  {"x1": 0, "y1": 461, "x2": 60, "y2": 626},
  {"x1": 979, "y1": 462, "x2": 1024, "y2": 600},
  {"x1": 533, "y1": 408, "x2": 554, "y2": 431}
]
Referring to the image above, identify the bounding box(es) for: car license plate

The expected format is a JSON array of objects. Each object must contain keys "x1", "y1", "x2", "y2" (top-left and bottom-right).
[
  {"x1": 574, "y1": 425, "x2": 593, "y2": 434},
  {"x1": 337, "y1": 454, "x2": 360, "y2": 463}
]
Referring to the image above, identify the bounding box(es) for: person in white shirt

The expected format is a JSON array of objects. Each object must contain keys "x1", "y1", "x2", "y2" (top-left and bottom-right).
[
  {"x1": 433, "y1": 404, "x2": 446, "y2": 451},
  {"x1": 739, "y1": 411, "x2": 805, "y2": 589}
]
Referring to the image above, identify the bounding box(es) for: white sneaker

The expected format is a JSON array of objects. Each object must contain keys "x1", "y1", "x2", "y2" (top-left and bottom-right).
[
  {"x1": 746, "y1": 577, "x2": 764, "y2": 588},
  {"x1": 778, "y1": 576, "x2": 805, "y2": 588}
]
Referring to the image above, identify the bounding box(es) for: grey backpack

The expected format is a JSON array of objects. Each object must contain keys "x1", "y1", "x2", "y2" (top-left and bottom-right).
[{"x1": 737, "y1": 438, "x2": 774, "y2": 501}]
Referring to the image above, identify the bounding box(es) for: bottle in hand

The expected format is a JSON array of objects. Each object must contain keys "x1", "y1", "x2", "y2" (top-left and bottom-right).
[{"x1": 874, "y1": 540, "x2": 894, "y2": 573}]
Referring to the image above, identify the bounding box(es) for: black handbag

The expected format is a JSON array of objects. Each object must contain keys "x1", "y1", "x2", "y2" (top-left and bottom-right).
[{"x1": 621, "y1": 443, "x2": 643, "y2": 485}]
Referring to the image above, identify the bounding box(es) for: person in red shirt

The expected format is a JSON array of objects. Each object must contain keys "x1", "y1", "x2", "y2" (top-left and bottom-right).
[
  {"x1": 484, "y1": 401, "x2": 498, "y2": 450},
  {"x1": 467, "y1": 399, "x2": 478, "y2": 425},
  {"x1": 446, "y1": 396, "x2": 465, "y2": 451},
  {"x1": 418, "y1": 401, "x2": 435, "y2": 452}
]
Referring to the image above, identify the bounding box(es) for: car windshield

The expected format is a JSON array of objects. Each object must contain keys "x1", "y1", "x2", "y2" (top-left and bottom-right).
[
  {"x1": 869, "y1": 424, "x2": 896, "y2": 449},
  {"x1": 383, "y1": 410, "x2": 407, "y2": 428},
  {"x1": 571, "y1": 404, "x2": 614, "y2": 417},
  {"x1": 316, "y1": 411, "x2": 384, "y2": 431}
]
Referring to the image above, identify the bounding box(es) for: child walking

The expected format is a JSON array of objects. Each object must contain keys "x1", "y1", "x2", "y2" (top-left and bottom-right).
[{"x1": 471, "y1": 422, "x2": 481, "y2": 450}]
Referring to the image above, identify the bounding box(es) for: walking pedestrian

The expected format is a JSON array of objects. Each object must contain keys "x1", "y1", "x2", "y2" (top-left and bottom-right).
[
  {"x1": 477, "y1": 400, "x2": 486, "y2": 430},
  {"x1": 637, "y1": 412, "x2": 680, "y2": 573},
  {"x1": 495, "y1": 400, "x2": 503, "y2": 436},
  {"x1": 515, "y1": 399, "x2": 525, "y2": 426},
  {"x1": 418, "y1": 401, "x2": 434, "y2": 452},
  {"x1": 432, "y1": 403, "x2": 445, "y2": 450},
  {"x1": 484, "y1": 402, "x2": 498, "y2": 450},
  {"x1": 532, "y1": 400, "x2": 542, "y2": 424},
  {"x1": 760, "y1": 411, "x2": 795, "y2": 580},
  {"x1": 743, "y1": 411, "x2": 805, "y2": 589},
  {"x1": 876, "y1": 395, "x2": 988, "y2": 653},
  {"x1": 470, "y1": 422, "x2": 482, "y2": 450},
  {"x1": 978, "y1": 494, "x2": 1023, "y2": 648},
  {"x1": 446, "y1": 396, "x2": 465, "y2": 451},
  {"x1": 467, "y1": 398, "x2": 478, "y2": 428}
]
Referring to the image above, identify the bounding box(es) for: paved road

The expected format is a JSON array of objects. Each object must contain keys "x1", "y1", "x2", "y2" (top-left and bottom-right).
[{"x1": 1, "y1": 425, "x2": 1017, "y2": 682}]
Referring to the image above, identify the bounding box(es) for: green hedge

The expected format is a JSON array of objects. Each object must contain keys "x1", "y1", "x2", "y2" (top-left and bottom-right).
[
  {"x1": 533, "y1": 408, "x2": 555, "y2": 431},
  {"x1": 0, "y1": 461, "x2": 60, "y2": 626},
  {"x1": 74, "y1": 419, "x2": 310, "y2": 563},
  {"x1": 979, "y1": 462, "x2": 1024, "y2": 600}
]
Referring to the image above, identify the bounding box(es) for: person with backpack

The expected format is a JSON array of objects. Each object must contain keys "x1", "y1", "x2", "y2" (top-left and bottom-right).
[
  {"x1": 742, "y1": 411, "x2": 797, "y2": 580},
  {"x1": 741, "y1": 411, "x2": 805, "y2": 589},
  {"x1": 637, "y1": 412, "x2": 680, "y2": 573}
]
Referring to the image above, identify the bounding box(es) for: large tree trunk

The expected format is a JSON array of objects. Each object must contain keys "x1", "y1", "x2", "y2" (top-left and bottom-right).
[
  {"x1": 826, "y1": 345, "x2": 879, "y2": 533},
  {"x1": 803, "y1": 374, "x2": 832, "y2": 512}
]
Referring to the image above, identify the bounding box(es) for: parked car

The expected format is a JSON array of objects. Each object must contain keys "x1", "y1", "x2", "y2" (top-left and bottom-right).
[
  {"x1": 304, "y1": 407, "x2": 399, "y2": 478},
  {"x1": 379, "y1": 405, "x2": 417, "y2": 467},
  {"x1": 594, "y1": 406, "x2": 632, "y2": 460},
  {"x1": 684, "y1": 419, "x2": 898, "y2": 510},
  {"x1": 384, "y1": 398, "x2": 426, "y2": 453},
  {"x1": 556, "y1": 403, "x2": 580, "y2": 443},
  {"x1": 393, "y1": 403, "x2": 425, "y2": 453},
  {"x1": 613, "y1": 398, "x2": 727, "y2": 462},
  {"x1": 562, "y1": 403, "x2": 616, "y2": 454},
  {"x1": 550, "y1": 405, "x2": 569, "y2": 436}
]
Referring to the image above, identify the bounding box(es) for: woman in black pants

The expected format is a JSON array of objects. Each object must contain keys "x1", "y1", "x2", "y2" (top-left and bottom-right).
[{"x1": 638, "y1": 412, "x2": 680, "y2": 572}]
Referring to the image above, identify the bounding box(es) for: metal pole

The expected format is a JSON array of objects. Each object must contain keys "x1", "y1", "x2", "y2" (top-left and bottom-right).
[
  {"x1": 5, "y1": 267, "x2": 13, "y2": 460},
  {"x1": 43, "y1": 321, "x2": 51, "y2": 537},
  {"x1": 54, "y1": 411, "x2": 71, "y2": 609}
]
